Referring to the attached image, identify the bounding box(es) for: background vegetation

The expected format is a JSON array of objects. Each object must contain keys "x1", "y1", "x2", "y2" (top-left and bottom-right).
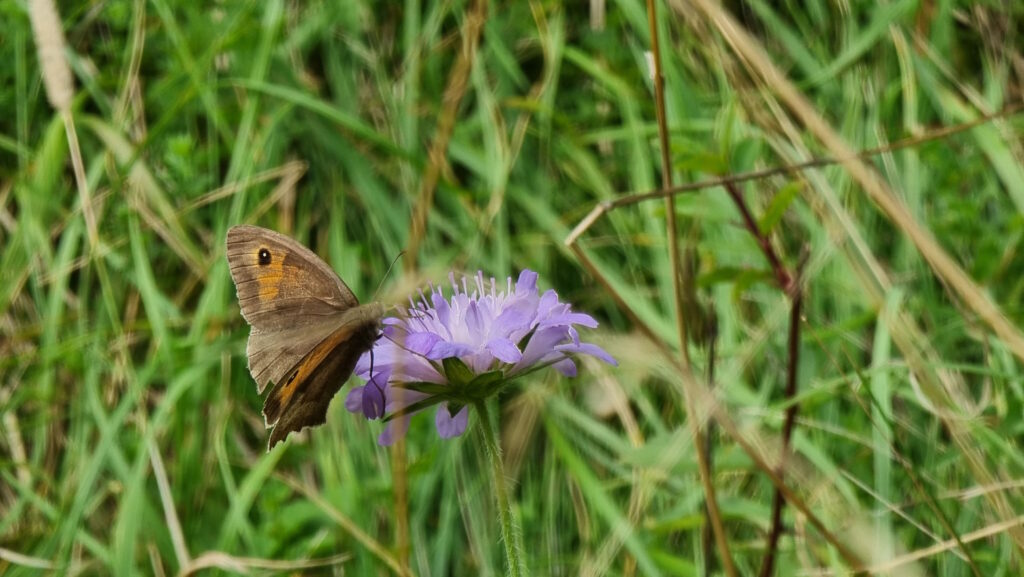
[{"x1": 2, "y1": 0, "x2": 1023, "y2": 575}]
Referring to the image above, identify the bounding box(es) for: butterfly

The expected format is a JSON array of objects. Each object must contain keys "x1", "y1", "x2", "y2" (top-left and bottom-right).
[{"x1": 226, "y1": 225, "x2": 384, "y2": 449}]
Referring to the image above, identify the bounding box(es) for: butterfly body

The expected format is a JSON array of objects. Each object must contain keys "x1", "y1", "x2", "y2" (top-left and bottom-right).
[{"x1": 226, "y1": 225, "x2": 383, "y2": 449}]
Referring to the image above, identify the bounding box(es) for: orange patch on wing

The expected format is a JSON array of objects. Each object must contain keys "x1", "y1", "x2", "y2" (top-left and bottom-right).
[
  {"x1": 275, "y1": 322, "x2": 359, "y2": 408},
  {"x1": 275, "y1": 371, "x2": 299, "y2": 408},
  {"x1": 255, "y1": 256, "x2": 285, "y2": 300}
]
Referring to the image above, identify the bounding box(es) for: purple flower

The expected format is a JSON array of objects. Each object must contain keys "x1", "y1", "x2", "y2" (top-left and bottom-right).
[{"x1": 345, "y1": 270, "x2": 616, "y2": 445}]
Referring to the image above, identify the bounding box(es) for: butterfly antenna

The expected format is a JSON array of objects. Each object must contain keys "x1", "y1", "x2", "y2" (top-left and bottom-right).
[{"x1": 372, "y1": 250, "x2": 406, "y2": 302}]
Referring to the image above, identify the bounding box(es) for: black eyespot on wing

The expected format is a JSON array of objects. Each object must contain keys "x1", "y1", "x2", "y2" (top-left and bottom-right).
[{"x1": 258, "y1": 248, "x2": 271, "y2": 265}]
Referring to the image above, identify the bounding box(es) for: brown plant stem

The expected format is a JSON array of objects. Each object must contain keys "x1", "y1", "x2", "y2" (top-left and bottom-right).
[
  {"x1": 405, "y1": 0, "x2": 488, "y2": 270},
  {"x1": 391, "y1": 438, "x2": 410, "y2": 570},
  {"x1": 565, "y1": 242, "x2": 865, "y2": 569},
  {"x1": 723, "y1": 182, "x2": 792, "y2": 293},
  {"x1": 758, "y1": 267, "x2": 803, "y2": 577},
  {"x1": 721, "y1": 178, "x2": 805, "y2": 576},
  {"x1": 644, "y1": 0, "x2": 736, "y2": 574},
  {"x1": 701, "y1": 325, "x2": 718, "y2": 577}
]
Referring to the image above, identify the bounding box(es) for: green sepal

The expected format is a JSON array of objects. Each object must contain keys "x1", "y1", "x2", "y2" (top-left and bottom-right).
[
  {"x1": 468, "y1": 369, "x2": 504, "y2": 388},
  {"x1": 441, "y1": 357, "x2": 475, "y2": 388}
]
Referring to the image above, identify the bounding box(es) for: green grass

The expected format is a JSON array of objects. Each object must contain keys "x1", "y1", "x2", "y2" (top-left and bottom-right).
[{"x1": 2, "y1": 0, "x2": 1024, "y2": 575}]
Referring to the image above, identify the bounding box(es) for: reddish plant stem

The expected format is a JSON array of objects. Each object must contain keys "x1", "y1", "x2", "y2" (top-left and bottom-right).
[
  {"x1": 758, "y1": 276, "x2": 803, "y2": 577},
  {"x1": 722, "y1": 180, "x2": 806, "y2": 577},
  {"x1": 702, "y1": 322, "x2": 719, "y2": 577},
  {"x1": 568, "y1": 240, "x2": 863, "y2": 568},
  {"x1": 723, "y1": 182, "x2": 793, "y2": 294}
]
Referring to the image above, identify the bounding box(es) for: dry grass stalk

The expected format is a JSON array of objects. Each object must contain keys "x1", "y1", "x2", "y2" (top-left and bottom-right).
[
  {"x1": 28, "y1": 0, "x2": 73, "y2": 112},
  {"x1": 29, "y1": 0, "x2": 99, "y2": 251},
  {"x1": 678, "y1": 0, "x2": 1024, "y2": 553}
]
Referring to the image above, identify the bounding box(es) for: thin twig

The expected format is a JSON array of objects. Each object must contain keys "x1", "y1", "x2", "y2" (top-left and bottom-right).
[
  {"x1": 29, "y1": 0, "x2": 99, "y2": 251},
  {"x1": 63, "y1": 111, "x2": 98, "y2": 252},
  {"x1": 563, "y1": 101, "x2": 1024, "y2": 246},
  {"x1": 396, "y1": 3, "x2": 490, "y2": 566},
  {"x1": 0, "y1": 547, "x2": 56, "y2": 570}
]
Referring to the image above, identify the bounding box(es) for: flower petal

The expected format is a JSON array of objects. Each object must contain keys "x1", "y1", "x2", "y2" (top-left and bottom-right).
[
  {"x1": 427, "y1": 340, "x2": 476, "y2": 360},
  {"x1": 541, "y1": 312, "x2": 598, "y2": 329},
  {"x1": 365, "y1": 358, "x2": 446, "y2": 384},
  {"x1": 486, "y1": 338, "x2": 522, "y2": 363},
  {"x1": 554, "y1": 342, "x2": 618, "y2": 366},
  {"x1": 493, "y1": 298, "x2": 535, "y2": 336},
  {"x1": 392, "y1": 361, "x2": 447, "y2": 383},
  {"x1": 513, "y1": 326, "x2": 571, "y2": 373},
  {"x1": 361, "y1": 383, "x2": 386, "y2": 419},
  {"x1": 356, "y1": 347, "x2": 437, "y2": 379},
  {"x1": 537, "y1": 289, "x2": 559, "y2": 318},
  {"x1": 466, "y1": 350, "x2": 497, "y2": 374},
  {"x1": 405, "y1": 331, "x2": 442, "y2": 356},
  {"x1": 431, "y1": 291, "x2": 452, "y2": 338},
  {"x1": 553, "y1": 358, "x2": 577, "y2": 376},
  {"x1": 435, "y1": 404, "x2": 469, "y2": 438},
  {"x1": 344, "y1": 386, "x2": 364, "y2": 413},
  {"x1": 465, "y1": 301, "x2": 485, "y2": 338},
  {"x1": 515, "y1": 269, "x2": 538, "y2": 294}
]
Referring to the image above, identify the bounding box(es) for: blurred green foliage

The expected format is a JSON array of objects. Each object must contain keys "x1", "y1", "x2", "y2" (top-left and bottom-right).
[{"x1": 1, "y1": 0, "x2": 1023, "y2": 575}]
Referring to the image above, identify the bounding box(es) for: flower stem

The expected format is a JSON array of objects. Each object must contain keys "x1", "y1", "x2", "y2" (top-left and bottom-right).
[{"x1": 474, "y1": 400, "x2": 528, "y2": 577}]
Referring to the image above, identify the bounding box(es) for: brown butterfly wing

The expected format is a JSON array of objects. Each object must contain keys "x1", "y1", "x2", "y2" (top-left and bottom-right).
[
  {"x1": 262, "y1": 304, "x2": 383, "y2": 449},
  {"x1": 226, "y1": 225, "x2": 358, "y2": 393}
]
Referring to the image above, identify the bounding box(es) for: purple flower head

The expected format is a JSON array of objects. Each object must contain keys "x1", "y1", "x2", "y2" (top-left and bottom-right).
[{"x1": 345, "y1": 270, "x2": 616, "y2": 445}]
